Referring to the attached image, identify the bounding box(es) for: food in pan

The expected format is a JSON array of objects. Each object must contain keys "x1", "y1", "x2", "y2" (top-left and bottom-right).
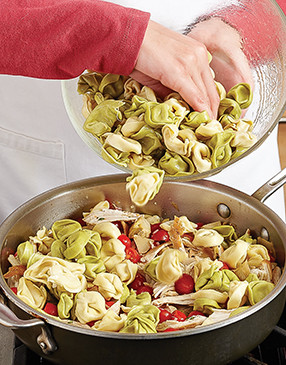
[
  {"x1": 4, "y1": 200, "x2": 281, "y2": 333},
  {"x1": 77, "y1": 70, "x2": 256, "y2": 206}
]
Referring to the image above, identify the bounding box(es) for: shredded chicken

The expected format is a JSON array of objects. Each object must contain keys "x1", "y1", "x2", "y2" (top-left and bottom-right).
[
  {"x1": 140, "y1": 242, "x2": 170, "y2": 264},
  {"x1": 152, "y1": 293, "x2": 196, "y2": 306},
  {"x1": 83, "y1": 208, "x2": 141, "y2": 224}
]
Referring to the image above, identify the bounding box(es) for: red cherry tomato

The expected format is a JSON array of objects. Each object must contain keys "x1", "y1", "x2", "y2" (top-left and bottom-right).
[
  {"x1": 182, "y1": 232, "x2": 194, "y2": 242},
  {"x1": 172, "y1": 310, "x2": 187, "y2": 321},
  {"x1": 10, "y1": 287, "x2": 17, "y2": 295},
  {"x1": 174, "y1": 274, "x2": 195, "y2": 295},
  {"x1": 136, "y1": 285, "x2": 153, "y2": 296},
  {"x1": 150, "y1": 223, "x2": 161, "y2": 233},
  {"x1": 105, "y1": 300, "x2": 116, "y2": 308},
  {"x1": 125, "y1": 247, "x2": 141, "y2": 263},
  {"x1": 151, "y1": 229, "x2": 169, "y2": 243},
  {"x1": 113, "y1": 221, "x2": 123, "y2": 232},
  {"x1": 162, "y1": 328, "x2": 179, "y2": 332},
  {"x1": 43, "y1": 302, "x2": 58, "y2": 317},
  {"x1": 87, "y1": 320, "x2": 96, "y2": 327},
  {"x1": 219, "y1": 261, "x2": 230, "y2": 270},
  {"x1": 268, "y1": 252, "x2": 276, "y2": 262},
  {"x1": 159, "y1": 308, "x2": 173, "y2": 323},
  {"x1": 129, "y1": 273, "x2": 145, "y2": 290},
  {"x1": 118, "y1": 234, "x2": 132, "y2": 248},
  {"x1": 188, "y1": 310, "x2": 206, "y2": 318},
  {"x1": 196, "y1": 222, "x2": 204, "y2": 229},
  {"x1": 76, "y1": 218, "x2": 86, "y2": 226}
]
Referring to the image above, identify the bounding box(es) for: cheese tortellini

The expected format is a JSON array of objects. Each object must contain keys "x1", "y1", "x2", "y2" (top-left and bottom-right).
[
  {"x1": 78, "y1": 71, "x2": 256, "y2": 206},
  {"x1": 5, "y1": 200, "x2": 281, "y2": 335}
]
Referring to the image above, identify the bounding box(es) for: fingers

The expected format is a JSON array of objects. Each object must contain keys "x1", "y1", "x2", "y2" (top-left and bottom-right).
[
  {"x1": 134, "y1": 21, "x2": 221, "y2": 118},
  {"x1": 129, "y1": 69, "x2": 173, "y2": 99},
  {"x1": 188, "y1": 17, "x2": 254, "y2": 92}
]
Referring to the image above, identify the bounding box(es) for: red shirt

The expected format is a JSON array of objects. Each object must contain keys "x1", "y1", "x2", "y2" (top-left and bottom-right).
[
  {"x1": 0, "y1": 1, "x2": 285, "y2": 79},
  {"x1": 0, "y1": 0, "x2": 150, "y2": 79}
]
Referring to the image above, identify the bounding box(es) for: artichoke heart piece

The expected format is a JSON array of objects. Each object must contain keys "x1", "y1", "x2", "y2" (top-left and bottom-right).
[{"x1": 192, "y1": 228, "x2": 224, "y2": 247}]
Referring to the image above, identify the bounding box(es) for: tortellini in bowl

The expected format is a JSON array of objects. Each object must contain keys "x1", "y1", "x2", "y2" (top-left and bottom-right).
[
  {"x1": 74, "y1": 71, "x2": 256, "y2": 185},
  {"x1": 62, "y1": 71, "x2": 259, "y2": 207}
]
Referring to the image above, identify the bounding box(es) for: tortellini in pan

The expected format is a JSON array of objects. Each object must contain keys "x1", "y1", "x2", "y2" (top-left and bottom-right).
[{"x1": 5, "y1": 200, "x2": 281, "y2": 335}]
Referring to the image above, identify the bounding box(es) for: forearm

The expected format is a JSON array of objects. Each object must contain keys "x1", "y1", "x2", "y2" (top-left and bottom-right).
[{"x1": 0, "y1": 0, "x2": 150, "y2": 79}]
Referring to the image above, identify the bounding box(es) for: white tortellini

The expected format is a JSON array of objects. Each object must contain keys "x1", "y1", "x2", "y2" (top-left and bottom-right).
[
  {"x1": 75, "y1": 291, "x2": 107, "y2": 324},
  {"x1": 227, "y1": 280, "x2": 248, "y2": 309},
  {"x1": 192, "y1": 229, "x2": 224, "y2": 247},
  {"x1": 247, "y1": 244, "x2": 270, "y2": 269},
  {"x1": 30, "y1": 227, "x2": 54, "y2": 255},
  {"x1": 92, "y1": 310, "x2": 126, "y2": 332},
  {"x1": 92, "y1": 309, "x2": 127, "y2": 332},
  {"x1": 93, "y1": 272, "x2": 124, "y2": 300},
  {"x1": 17, "y1": 277, "x2": 47, "y2": 309},
  {"x1": 100, "y1": 238, "x2": 126, "y2": 271},
  {"x1": 126, "y1": 168, "x2": 164, "y2": 207},
  {"x1": 121, "y1": 116, "x2": 146, "y2": 137},
  {"x1": 191, "y1": 289, "x2": 228, "y2": 304},
  {"x1": 192, "y1": 142, "x2": 212, "y2": 173},
  {"x1": 195, "y1": 120, "x2": 224, "y2": 140},
  {"x1": 93, "y1": 221, "x2": 121, "y2": 239},
  {"x1": 230, "y1": 131, "x2": 257, "y2": 149},
  {"x1": 24, "y1": 256, "x2": 87, "y2": 294},
  {"x1": 162, "y1": 124, "x2": 194, "y2": 156},
  {"x1": 128, "y1": 153, "x2": 155, "y2": 170},
  {"x1": 220, "y1": 239, "x2": 249, "y2": 269},
  {"x1": 156, "y1": 249, "x2": 186, "y2": 284},
  {"x1": 102, "y1": 132, "x2": 142, "y2": 154},
  {"x1": 111, "y1": 260, "x2": 138, "y2": 285}
]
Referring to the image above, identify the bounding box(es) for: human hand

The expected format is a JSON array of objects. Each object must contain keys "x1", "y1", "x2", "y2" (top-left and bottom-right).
[
  {"x1": 131, "y1": 20, "x2": 220, "y2": 119},
  {"x1": 188, "y1": 17, "x2": 254, "y2": 92}
]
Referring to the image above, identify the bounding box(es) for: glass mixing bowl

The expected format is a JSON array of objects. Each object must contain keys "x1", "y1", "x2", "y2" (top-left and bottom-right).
[{"x1": 62, "y1": 0, "x2": 286, "y2": 181}]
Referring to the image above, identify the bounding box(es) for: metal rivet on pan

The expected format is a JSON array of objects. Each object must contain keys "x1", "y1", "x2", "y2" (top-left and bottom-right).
[
  {"x1": 39, "y1": 342, "x2": 47, "y2": 350},
  {"x1": 260, "y1": 227, "x2": 270, "y2": 241},
  {"x1": 217, "y1": 203, "x2": 231, "y2": 218}
]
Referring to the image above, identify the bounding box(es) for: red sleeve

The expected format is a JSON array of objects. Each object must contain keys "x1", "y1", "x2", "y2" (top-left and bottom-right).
[
  {"x1": 0, "y1": 0, "x2": 150, "y2": 79},
  {"x1": 220, "y1": 1, "x2": 286, "y2": 62},
  {"x1": 276, "y1": 0, "x2": 286, "y2": 14}
]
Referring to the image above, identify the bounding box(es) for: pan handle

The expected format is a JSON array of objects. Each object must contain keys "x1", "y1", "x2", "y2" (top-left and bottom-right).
[
  {"x1": 252, "y1": 168, "x2": 286, "y2": 203},
  {"x1": 0, "y1": 300, "x2": 57, "y2": 355}
]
